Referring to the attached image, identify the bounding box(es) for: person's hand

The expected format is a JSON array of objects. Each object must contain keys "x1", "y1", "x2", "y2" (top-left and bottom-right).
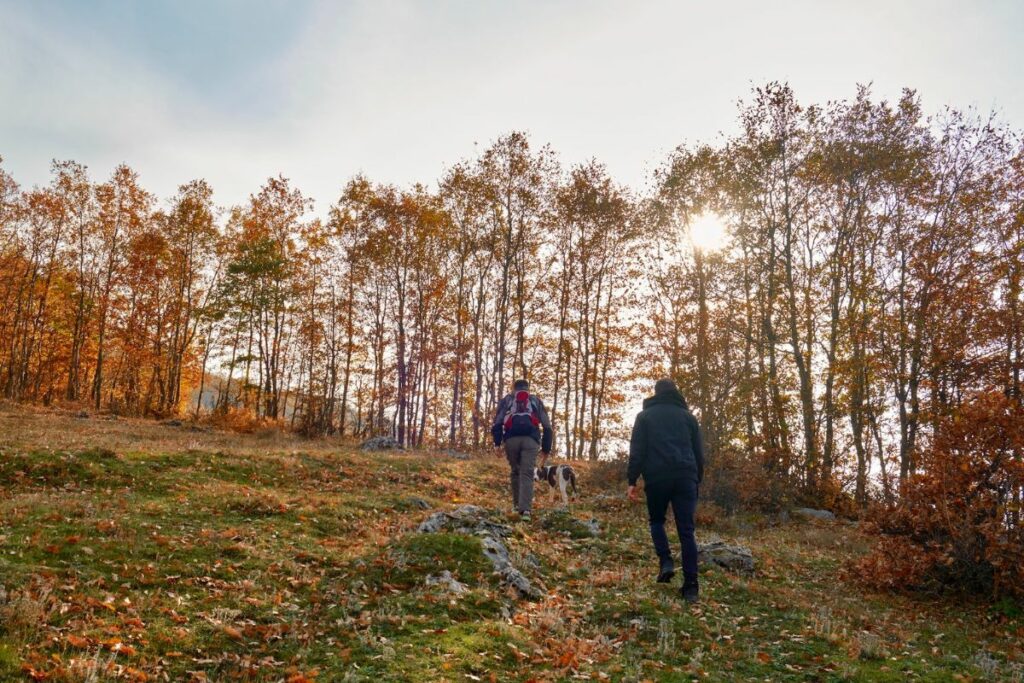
[{"x1": 627, "y1": 485, "x2": 638, "y2": 502}]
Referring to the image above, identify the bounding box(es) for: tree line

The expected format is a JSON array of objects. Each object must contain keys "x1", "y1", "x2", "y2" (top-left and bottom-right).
[
  {"x1": 1, "y1": 83, "x2": 1021, "y2": 511},
  {"x1": 649, "y1": 84, "x2": 1021, "y2": 510},
  {"x1": 0, "y1": 131, "x2": 642, "y2": 462}
]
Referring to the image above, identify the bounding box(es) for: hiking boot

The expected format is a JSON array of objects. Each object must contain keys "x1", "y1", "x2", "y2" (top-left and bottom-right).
[
  {"x1": 681, "y1": 574, "x2": 699, "y2": 603},
  {"x1": 656, "y1": 557, "x2": 675, "y2": 583},
  {"x1": 519, "y1": 510, "x2": 532, "y2": 521}
]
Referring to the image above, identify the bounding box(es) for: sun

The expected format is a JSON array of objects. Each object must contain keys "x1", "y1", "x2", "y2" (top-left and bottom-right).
[{"x1": 688, "y1": 212, "x2": 729, "y2": 253}]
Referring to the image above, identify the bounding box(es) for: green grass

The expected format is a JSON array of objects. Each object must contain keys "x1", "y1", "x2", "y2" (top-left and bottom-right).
[
  {"x1": 539, "y1": 507, "x2": 599, "y2": 539},
  {"x1": 0, "y1": 408, "x2": 1021, "y2": 681}
]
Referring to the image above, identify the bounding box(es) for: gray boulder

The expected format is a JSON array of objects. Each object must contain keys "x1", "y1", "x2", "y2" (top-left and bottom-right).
[
  {"x1": 425, "y1": 570, "x2": 468, "y2": 595},
  {"x1": 480, "y1": 534, "x2": 510, "y2": 566},
  {"x1": 360, "y1": 436, "x2": 403, "y2": 451},
  {"x1": 498, "y1": 564, "x2": 538, "y2": 599},
  {"x1": 520, "y1": 553, "x2": 541, "y2": 572},
  {"x1": 698, "y1": 541, "x2": 755, "y2": 574},
  {"x1": 793, "y1": 507, "x2": 836, "y2": 522}
]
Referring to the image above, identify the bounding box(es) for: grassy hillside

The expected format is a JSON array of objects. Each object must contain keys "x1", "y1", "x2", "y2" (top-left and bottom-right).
[{"x1": 0, "y1": 405, "x2": 1020, "y2": 682}]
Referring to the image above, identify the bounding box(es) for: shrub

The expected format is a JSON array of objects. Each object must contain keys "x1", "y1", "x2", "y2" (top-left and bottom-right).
[
  {"x1": 702, "y1": 446, "x2": 794, "y2": 514},
  {"x1": 587, "y1": 458, "x2": 627, "y2": 491},
  {"x1": 856, "y1": 391, "x2": 1024, "y2": 599},
  {"x1": 205, "y1": 406, "x2": 280, "y2": 434}
]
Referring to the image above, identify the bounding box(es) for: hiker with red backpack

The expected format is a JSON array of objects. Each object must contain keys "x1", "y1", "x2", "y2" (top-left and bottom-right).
[{"x1": 492, "y1": 379, "x2": 553, "y2": 520}]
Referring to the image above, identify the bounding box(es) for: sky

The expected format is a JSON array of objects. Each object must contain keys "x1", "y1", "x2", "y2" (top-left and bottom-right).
[{"x1": 2, "y1": 0, "x2": 1023, "y2": 213}]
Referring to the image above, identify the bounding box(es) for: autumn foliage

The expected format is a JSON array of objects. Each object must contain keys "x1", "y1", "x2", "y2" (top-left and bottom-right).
[
  {"x1": 857, "y1": 392, "x2": 1024, "y2": 598},
  {"x1": 1, "y1": 83, "x2": 1023, "y2": 599}
]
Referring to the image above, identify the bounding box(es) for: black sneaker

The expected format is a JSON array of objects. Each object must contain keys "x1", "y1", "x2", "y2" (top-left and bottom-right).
[
  {"x1": 656, "y1": 558, "x2": 675, "y2": 583},
  {"x1": 681, "y1": 575, "x2": 699, "y2": 603}
]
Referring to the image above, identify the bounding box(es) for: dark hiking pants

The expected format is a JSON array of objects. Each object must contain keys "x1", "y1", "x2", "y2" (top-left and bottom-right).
[
  {"x1": 504, "y1": 435, "x2": 539, "y2": 513},
  {"x1": 644, "y1": 478, "x2": 699, "y2": 576}
]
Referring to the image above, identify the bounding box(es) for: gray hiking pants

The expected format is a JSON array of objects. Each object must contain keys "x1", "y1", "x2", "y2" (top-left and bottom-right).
[{"x1": 505, "y1": 436, "x2": 539, "y2": 513}]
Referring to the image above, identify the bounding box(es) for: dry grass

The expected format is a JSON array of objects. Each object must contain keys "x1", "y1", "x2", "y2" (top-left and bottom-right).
[
  {"x1": 0, "y1": 402, "x2": 1020, "y2": 682},
  {"x1": 0, "y1": 584, "x2": 54, "y2": 641},
  {"x1": 0, "y1": 401, "x2": 340, "y2": 459}
]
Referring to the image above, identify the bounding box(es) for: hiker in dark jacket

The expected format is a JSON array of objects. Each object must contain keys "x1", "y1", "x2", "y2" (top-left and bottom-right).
[
  {"x1": 492, "y1": 379, "x2": 553, "y2": 520},
  {"x1": 627, "y1": 378, "x2": 704, "y2": 602}
]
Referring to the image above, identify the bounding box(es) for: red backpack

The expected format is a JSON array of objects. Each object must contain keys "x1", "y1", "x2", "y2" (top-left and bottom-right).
[{"x1": 503, "y1": 390, "x2": 540, "y2": 437}]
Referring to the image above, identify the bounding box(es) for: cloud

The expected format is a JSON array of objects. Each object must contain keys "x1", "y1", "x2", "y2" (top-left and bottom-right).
[
  {"x1": 0, "y1": 2, "x2": 296, "y2": 208},
  {"x1": 2, "y1": 0, "x2": 1022, "y2": 215}
]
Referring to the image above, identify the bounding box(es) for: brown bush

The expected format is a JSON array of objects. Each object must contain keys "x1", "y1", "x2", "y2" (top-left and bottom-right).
[
  {"x1": 856, "y1": 391, "x2": 1024, "y2": 599},
  {"x1": 204, "y1": 407, "x2": 281, "y2": 435},
  {"x1": 694, "y1": 501, "x2": 723, "y2": 527},
  {"x1": 587, "y1": 458, "x2": 628, "y2": 491},
  {"x1": 702, "y1": 446, "x2": 795, "y2": 514}
]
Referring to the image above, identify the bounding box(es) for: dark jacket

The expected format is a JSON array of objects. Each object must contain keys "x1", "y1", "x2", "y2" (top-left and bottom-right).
[
  {"x1": 627, "y1": 389, "x2": 704, "y2": 486},
  {"x1": 491, "y1": 393, "x2": 553, "y2": 454}
]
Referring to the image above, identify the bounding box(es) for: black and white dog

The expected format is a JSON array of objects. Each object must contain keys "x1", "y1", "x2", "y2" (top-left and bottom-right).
[{"x1": 534, "y1": 464, "x2": 578, "y2": 506}]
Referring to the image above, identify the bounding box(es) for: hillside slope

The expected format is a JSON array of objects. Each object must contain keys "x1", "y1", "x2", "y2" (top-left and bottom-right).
[{"x1": 0, "y1": 406, "x2": 1020, "y2": 682}]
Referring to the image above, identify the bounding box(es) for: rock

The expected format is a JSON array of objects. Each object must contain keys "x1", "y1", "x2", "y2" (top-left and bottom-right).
[
  {"x1": 417, "y1": 505, "x2": 511, "y2": 538},
  {"x1": 74, "y1": 410, "x2": 90, "y2": 419},
  {"x1": 583, "y1": 518, "x2": 601, "y2": 536},
  {"x1": 162, "y1": 419, "x2": 183, "y2": 427},
  {"x1": 360, "y1": 436, "x2": 403, "y2": 451},
  {"x1": 425, "y1": 570, "x2": 468, "y2": 595},
  {"x1": 406, "y1": 497, "x2": 432, "y2": 510},
  {"x1": 698, "y1": 540, "x2": 755, "y2": 574},
  {"x1": 439, "y1": 449, "x2": 472, "y2": 460},
  {"x1": 418, "y1": 505, "x2": 539, "y2": 599},
  {"x1": 793, "y1": 507, "x2": 836, "y2": 522},
  {"x1": 499, "y1": 565, "x2": 538, "y2": 600},
  {"x1": 417, "y1": 512, "x2": 450, "y2": 534},
  {"x1": 480, "y1": 534, "x2": 510, "y2": 567}
]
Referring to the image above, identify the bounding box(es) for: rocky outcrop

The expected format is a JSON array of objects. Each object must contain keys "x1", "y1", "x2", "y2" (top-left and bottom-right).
[
  {"x1": 360, "y1": 436, "x2": 403, "y2": 451},
  {"x1": 417, "y1": 505, "x2": 540, "y2": 599},
  {"x1": 417, "y1": 505, "x2": 509, "y2": 537},
  {"x1": 425, "y1": 570, "x2": 468, "y2": 595},
  {"x1": 793, "y1": 507, "x2": 836, "y2": 522},
  {"x1": 698, "y1": 540, "x2": 755, "y2": 574}
]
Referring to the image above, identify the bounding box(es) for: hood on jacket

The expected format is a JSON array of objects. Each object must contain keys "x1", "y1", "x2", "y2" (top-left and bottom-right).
[{"x1": 642, "y1": 388, "x2": 689, "y2": 411}]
